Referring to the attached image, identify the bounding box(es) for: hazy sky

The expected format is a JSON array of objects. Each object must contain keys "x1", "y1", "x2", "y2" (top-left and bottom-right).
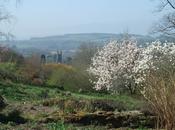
[{"x1": 5, "y1": 0, "x2": 162, "y2": 39}]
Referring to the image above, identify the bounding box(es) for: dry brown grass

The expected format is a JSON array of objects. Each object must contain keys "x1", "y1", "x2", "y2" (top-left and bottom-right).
[{"x1": 143, "y1": 70, "x2": 175, "y2": 130}]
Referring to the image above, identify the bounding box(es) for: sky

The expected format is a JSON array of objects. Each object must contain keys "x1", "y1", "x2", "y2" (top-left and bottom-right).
[{"x1": 4, "y1": 0, "x2": 163, "y2": 40}]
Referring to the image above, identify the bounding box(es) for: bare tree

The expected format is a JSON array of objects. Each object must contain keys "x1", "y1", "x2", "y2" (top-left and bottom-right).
[
  {"x1": 166, "y1": 0, "x2": 175, "y2": 9},
  {"x1": 0, "y1": 0, "x2": 20, "y2": 40},
  {"x1": 153, "y1": 0, "x2": 175, "y2": 36},
  {"x1": 155, "y1": 13, "x2": 175, "y2": 35},
  {"x1": 158, "y1": 0, "x2": 175, "y2": 10},
  {"x1": 72, "y1": 42, "x2": 99, "y2": 71}
]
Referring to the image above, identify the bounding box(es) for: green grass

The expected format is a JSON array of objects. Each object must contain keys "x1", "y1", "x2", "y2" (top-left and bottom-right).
[
  {"x1": 0, "y1": 81, "x2": 148, "y2": 130},
  {"x1": 47, "y1": 122, "x2": 113, "y2": 130},
  {"x1": 0, "y1": 122, "x2": 132, "y2": 130},
  {"x1": 0, "y1": 81, "x2": 60, "y2": 102},
  {"x1": 72, "y1": 92, "x2": 144, "y2": 110},
  {"x1": 0, "y1": 81, "x2": 144, "y2": 110},
  {"x1": 47, "y1": 121, "x2": 76, "y2": 130}
]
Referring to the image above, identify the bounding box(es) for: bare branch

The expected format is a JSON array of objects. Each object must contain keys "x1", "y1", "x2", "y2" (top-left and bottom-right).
[
  {"x1": 154, "y1": 13, "x2": 175, "y2": 36},
  {"x1": 0, "y1": 0, "x2": 19, "y2": 40},
  {"x1": 153, "y1": 1, "x2": 175, "y2": 36},
  {"x1": 167, "y1": 0, "x2": 175, "y2": 9}
]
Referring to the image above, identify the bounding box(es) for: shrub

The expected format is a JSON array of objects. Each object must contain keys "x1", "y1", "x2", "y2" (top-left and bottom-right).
[
  {"x1": 0, "y1": 46, "x2": 24, "y2": 64},
  {"x1": 18, "y1": 54, "x2": 42, "y2": 83},
  {"x1": 31, "y1": 78, "x2": 44, "y2": 86},
  {"x1": 43, "y1": 64, "x2": 93, "y2": 92},
  {"x1": 138, "y1": 43, "x2": 175, "y2": 130},
  {"x1": 0, "y1": 63, "x2": 24, "y2": 83},
  {"x1": 143, "y1": 70, "x2": 175, "y2": 129}
]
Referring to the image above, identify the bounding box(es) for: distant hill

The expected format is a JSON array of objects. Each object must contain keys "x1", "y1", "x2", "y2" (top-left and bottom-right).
[
  {"x1": 5, "y1": 33, "x2": 156, "y2": 49},
  {"x1": 2, "y1": 33, "x2": 175, "y2": 57}
]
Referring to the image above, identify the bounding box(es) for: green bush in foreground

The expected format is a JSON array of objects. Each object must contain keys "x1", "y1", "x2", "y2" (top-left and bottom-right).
[{"x1": 43, "y1": 64, "x2": 93, "y2": 92}]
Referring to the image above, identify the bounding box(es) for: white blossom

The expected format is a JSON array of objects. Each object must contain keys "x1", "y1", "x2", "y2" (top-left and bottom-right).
[
  {"x1": 88, "y1": 40, "x2": 140, "y2": 91},
  {"x1": 88, "y1": 40, "x2": 175, "y2": 92}
]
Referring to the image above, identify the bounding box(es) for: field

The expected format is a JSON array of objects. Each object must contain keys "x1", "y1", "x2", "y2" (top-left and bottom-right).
[{"x1": 0, "y1": 81, "x2": 154, "y2": 130}]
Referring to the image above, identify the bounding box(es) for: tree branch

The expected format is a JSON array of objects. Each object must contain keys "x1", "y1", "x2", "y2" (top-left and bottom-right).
[{"x1": 167, "y1": 0, "x2": 175, "y2": 9}]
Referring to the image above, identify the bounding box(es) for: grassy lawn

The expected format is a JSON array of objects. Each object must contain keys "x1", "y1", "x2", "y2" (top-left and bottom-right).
[
  {"x1": 0, "y1": 81, "x2": 148, "y2": 130},
  {"x1": 72, "y1": 92, "x2": 144, "y2": 110},
  {"x1": 0, "y1": 81, "x2": 60, "y2": 102},
  {"x1": 0, "y1": 81, "x2": 144, "y2": 110}
]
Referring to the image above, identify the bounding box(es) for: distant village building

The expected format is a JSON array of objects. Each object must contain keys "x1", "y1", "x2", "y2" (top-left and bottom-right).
[
  {"x1": 41, "y1": 50, "x2": 63, "y2": 64},
  {"x1": 40, "y1": 54, "x2": 46, "y2": 64},
  {"x1": 57, "y1": 51, "x2": 62, "y2": 63}
]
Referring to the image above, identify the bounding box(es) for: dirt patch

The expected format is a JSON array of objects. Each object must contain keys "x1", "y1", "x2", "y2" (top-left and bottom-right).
[
  {"x1": 1, "y1": 97, "x2": 154, "y2": 129},
  {"x1": 41, "y1": 111, "x2": 156, "y2": 129},
  {"x1": 42, "y1": 98, "x2": 128, "y2": 113},
  {"x1": 90, "y1": 99, "x2": 126, "y2": 112},
  {"x1": 0, "y1": 109, "x2": 27, "y2": 124}
]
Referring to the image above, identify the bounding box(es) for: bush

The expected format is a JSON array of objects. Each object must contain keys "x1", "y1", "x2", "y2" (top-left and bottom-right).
[
  {"x1": 31, "y1": 78, "x2": 44, "y2": 86},
  {"x1": 43, "y1": 64, "x2": 93, "y2": 92},
  {"x1": 0, "y1": 46, "x2": 24, "y2": 64},
  {"x1": 0, "y1": 63, "x2": 24, "y2": 83},
  {"x1": 18, "y1": 54, "x2": 42, "y2": 84},
  {"x1": 142, "y1": 59, "x2": 175, "y2": 129}
]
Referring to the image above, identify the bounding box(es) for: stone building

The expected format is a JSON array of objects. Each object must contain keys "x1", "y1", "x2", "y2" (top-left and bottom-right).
[{"x1": 41, "y1": 50, "x2": 62, "y2": 64}]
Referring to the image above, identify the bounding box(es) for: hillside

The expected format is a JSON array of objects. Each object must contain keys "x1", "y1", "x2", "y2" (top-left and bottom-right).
[
  {"x1": 4, "y1": 33, "x2": 154, "y2": 50},
  {"x1": 2, "y1": 33, "x2": 175, "y2": 57}
]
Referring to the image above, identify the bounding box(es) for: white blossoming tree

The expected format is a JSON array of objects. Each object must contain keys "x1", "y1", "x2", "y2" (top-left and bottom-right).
[
  {"x1": 88, "y1": 40, "x2": 140, "y2": 94},
  {"x1": 134, "y1": 41, "x2": 175, "y2": 82},
  {"x1": 89, "y1": 40, "x2": 175, "y2": 129}
]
